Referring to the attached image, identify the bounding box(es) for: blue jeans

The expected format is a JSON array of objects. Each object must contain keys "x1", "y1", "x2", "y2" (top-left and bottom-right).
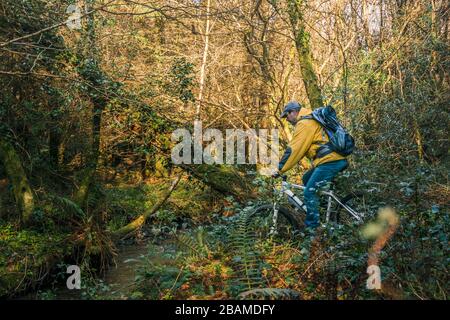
[{"x1": 302, "y1": 159, "x2": 348, "y2": 230}]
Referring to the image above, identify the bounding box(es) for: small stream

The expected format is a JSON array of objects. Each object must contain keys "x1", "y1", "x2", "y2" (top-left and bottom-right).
[
  {"x1": 20, "y1": 237, "x2": 176, "y2": 300},
  {"x1": 98, "y1": 242, "x2": 152, "y2": 299},
  {"x1": 100, "y1": 238, "x2": 176, "y2": 299}
]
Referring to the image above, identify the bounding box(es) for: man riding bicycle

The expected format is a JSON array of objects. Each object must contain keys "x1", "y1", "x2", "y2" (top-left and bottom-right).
[{"x1": 273, "y1": 101, "x2": 349, "y2": 234}]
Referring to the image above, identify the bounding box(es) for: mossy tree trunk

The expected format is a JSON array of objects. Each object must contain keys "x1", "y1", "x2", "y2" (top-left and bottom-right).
[
  {"x1": 113, "y1": 174, "x2": 182, "y2": 239},
  {"x1": 73, "y1": 0, "x2": 107, "y2": 206},
  {"x1": 0, "y1": 138, "x2": 34, "y2": 223},
  {"x1": 287, "y1": 0, "x2": 324, "y2": 110},
  {"x1": 181, "y1": 164, "x2": 257, "y2": 202},
  {"x1": 73, "y1": 104, "x2": 104, "y2": 206}
]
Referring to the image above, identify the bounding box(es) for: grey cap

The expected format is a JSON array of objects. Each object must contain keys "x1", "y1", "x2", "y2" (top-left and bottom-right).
[{"x1": 280, "y1": 101, "x2": 302, "y2": 118}]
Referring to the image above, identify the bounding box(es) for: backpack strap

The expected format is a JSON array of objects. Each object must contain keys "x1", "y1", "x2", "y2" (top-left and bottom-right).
[
  {"x1": 299, "y1": 115, "x2": 334, "y2": 160},
  {"x1": 299, "y1": 115, "x2": 313, "y2": 121},
  {"x1": 314, "y1": 144, "x2": 334, "y2": 159}
]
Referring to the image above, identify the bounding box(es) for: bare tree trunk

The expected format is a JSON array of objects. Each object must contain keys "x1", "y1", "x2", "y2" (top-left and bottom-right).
[
  {"x1": 195, "y1": 0, "x2": 211, "y2": 120},
  {"x1": 361, "y1": 0, "x2": 372, "y2": 49},
  {"x1": 242, "y1": 1, "x2": 272, "y2": 128},
  {"x1": 379, "y1": 0, "x2": 384, "y2": 48}
]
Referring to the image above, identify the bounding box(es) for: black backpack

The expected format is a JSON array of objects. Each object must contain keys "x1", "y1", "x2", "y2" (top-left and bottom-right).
[{"x1": 301, "y1": 105, "x2": 355, "y2": 159}]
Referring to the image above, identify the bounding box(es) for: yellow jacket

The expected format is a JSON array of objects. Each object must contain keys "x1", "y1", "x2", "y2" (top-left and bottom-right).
[{"x1": 279, "y1": 108, "x2": 345, "y2": 174}]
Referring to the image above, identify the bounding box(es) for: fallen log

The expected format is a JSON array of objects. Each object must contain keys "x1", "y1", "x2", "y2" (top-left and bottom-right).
[
  {"x1": 113, "y1": 173, "x2": 183, "y2": 240},
  {"x1": 179, "y1": 164, "x2": 257, "y2": 202}
]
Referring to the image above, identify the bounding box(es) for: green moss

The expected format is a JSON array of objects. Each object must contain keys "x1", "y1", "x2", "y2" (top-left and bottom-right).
[
  {"x1": 105, "y1": 178, "x2": 222, "y2": 231},
  {"x1": 189, "y1": 164, "x2": 255, "y2": 201},
  {"x1": 0, "y1": 138, "x2": 35, "y2": 222},
  {"x1": 0, "y1": 223, "x2": 69, "y2": 297}
]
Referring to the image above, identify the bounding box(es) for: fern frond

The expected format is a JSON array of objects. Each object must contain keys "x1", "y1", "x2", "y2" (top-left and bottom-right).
[
  {"x1": 228, "y1": 206, "x2": 265, "y2": 292},
  {"x1": 238, "y1": 288, "x2": 301, "y2": 300},
  {"x1": 51, "y1": 195, "x2": 86, "y2": 218},
  {"x1": 175, "y1": 233, "x2": 208, "y2": 258}
]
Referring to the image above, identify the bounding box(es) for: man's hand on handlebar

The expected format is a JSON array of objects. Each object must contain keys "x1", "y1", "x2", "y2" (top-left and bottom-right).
[{"x1": 271, "y1": 170, "x2": 288, "y2": 181}]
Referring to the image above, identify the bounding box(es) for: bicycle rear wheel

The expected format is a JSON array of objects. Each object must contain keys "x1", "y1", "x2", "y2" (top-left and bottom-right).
[{"x1": 247, "y1": 204, "x2": 303, "y2": 240}]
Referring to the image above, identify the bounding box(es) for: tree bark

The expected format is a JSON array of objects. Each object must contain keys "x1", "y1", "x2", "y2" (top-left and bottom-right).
[
  {"x1": 195, "y1": 0, "x2": 211, "y2": 120},
  {"x1": 73, "y1": 0, "x2": 107, "y2": 206},
  {"x1": 287, "y1": 0, "x2": 324, "y2": 109},
  {"x1": 180, "y1": 163, "x2": 257, "y2": 202},
  {"x1": 0, "y1": 138, "x2": 35, "y2": 223},
  {"x1": 113, "y1": 173, "x2": 183, "y2": 239},
  {"x1": 73, "y1": 105, "x2": 103, "y2": 206}
]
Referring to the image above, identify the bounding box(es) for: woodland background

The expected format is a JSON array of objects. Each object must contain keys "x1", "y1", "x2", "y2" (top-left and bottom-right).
[{"x1": 0, "y1": 0, "x2": 448, "y2": 300}]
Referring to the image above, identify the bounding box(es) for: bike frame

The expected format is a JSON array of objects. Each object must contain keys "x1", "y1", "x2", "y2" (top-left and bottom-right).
[{"x1": 270, "y1": 179, "x2": 363, "y2": 234}]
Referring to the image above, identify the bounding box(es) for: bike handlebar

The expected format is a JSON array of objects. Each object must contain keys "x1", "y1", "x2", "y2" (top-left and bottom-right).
[{"x1": 272, "y1": 174, "x2": 288, "y2": 181}]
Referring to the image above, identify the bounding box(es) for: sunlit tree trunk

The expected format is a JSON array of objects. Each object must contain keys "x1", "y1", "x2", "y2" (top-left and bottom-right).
[
  {"x1": 287, "y1": 0, "x2": 324, "y2": 109},
  {"x1": 195, "y1": 0, "x2": 211, "y2": 120},
  {"x1": 361, "y1": 0, "x2": 373, "y2": 49}
]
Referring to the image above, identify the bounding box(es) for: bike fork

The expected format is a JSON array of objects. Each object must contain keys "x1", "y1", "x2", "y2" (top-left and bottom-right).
[
  {"x1": 325, "y1": 194, "x2": 333, "y2": 223},
  {"x1": 270, "y1": 201, "x2": 279, "y2": 236}
]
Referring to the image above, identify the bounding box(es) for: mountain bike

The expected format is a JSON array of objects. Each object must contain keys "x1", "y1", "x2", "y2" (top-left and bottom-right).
[{"x1": 247, "y1": 175, "x2": 368, "y2": 240}]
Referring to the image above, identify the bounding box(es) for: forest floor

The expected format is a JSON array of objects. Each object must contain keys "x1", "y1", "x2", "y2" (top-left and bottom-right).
[
  {"x1": 2, "y1": 162, "x2": 449, "y2": 300},
  {"x1": 3, "y1": 175, "x2": 227, "y2": 299}
]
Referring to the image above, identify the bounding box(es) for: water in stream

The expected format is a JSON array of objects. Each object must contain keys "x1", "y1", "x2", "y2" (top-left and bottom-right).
[
  {"x1": 100, "y1": 238, "x2": 177, "y2": 299},
  {"x1": 20, "y1": 238, "x2": 176, "y2": 300}
]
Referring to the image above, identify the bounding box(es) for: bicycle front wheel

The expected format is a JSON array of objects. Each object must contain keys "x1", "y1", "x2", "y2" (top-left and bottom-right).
[{"x1": 247, "y1": 204, "x2": 303, "y2": 240}]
